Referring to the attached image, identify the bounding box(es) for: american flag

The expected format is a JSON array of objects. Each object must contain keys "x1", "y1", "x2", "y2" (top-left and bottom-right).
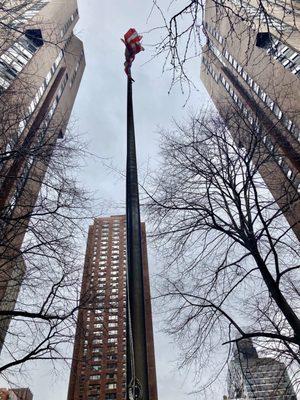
[{"x1": 122, "y1": 28, "x2": 144, "y2": 79}]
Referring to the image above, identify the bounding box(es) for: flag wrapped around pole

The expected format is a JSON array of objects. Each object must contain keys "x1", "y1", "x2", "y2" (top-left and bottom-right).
[
  {"x1": 122, "y1": 28, "x2": 144, "y2": 80},
  {"x1": 123, "y1": 28, "x2": 149, "y2": 400}
]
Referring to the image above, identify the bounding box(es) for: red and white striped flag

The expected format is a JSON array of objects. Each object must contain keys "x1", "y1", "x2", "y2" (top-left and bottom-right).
[{"x1": 122, "y1": 28, "x2": 144, "y2": 80}]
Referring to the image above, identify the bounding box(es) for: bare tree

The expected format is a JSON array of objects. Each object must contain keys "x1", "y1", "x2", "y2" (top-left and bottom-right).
[
  {"x1": 0, "y1": 123, "x2": 96, "y2": 377},
  {"x1": 145, "y1": 108, "x2": 300, "y2": 395},
  {"x1": 0, "y1": 0, "x2": 94, "y2": 380}
]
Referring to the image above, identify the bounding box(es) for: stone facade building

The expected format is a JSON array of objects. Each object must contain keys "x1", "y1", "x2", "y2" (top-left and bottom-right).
[
  {"x1": 0, "y1": 0, "x2": 85, "y2": 352},
  {"x1": 200, "y1": 0, "x2": 300, "y2": 239}
]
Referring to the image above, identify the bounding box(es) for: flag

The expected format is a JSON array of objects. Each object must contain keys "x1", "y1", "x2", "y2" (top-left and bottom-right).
[{"x1": 122, "y1": 28, "x2": 144, "y2": 80}]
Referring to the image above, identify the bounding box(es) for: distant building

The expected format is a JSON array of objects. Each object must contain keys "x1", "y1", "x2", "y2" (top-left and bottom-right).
[
  {"x1": 227, "y1": 339, "x2": 296, "y2": 399},
  {"x1": 0, "y1": 388, "x2": 33, "y2": 400},
  {"x1": 67, "y1": 215, "x2": 158, "y2": 400},
  {"x1": 0, "y1": 389, "x2": 10, "y2": 400},
  {"x1": 10, "y1": 389, "x2": 33, "y2": 400},
  {"x1": 200, "y1": 0, "x2": 300, "y2": 239},
  {"x1": 0, "y1": 0, "x2": 85, "y2": 352}
]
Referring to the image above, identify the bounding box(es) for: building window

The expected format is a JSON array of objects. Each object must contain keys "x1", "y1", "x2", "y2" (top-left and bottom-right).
[
  {"x1": 253, "y1": 82, "x2": 259, "y2": 94},
  {"x1": 92, "y1": 348, "x2": 101, "y2": 353},
  {"x1": 242, "y1": 70, "x2": 248, "y2": 81},
  {"x1": 287, "y1": 170, "x2": 294, "y2": 180},
  {"x1": 89, "y1": 383, "x2": 100, "y2": 391},
  {"x1": 105, "y1": 394, "x2": 117, "y2": 400},
  {"x1": 92, "y1": 339, "x2": 102, "y2": 345},
  {"x1": 256, "y1": 32, "x2": 272, "y2": 48},
  {"x1": 90, "y1": 375, "x2": 101, "y2": 381},
  {"x1": 107, "y1": 354, "x2": 117, "y2": 361},
  {"x1": 106, "y1": 383, "x2": 117, "y2": 390},
  {"x1": 273, "y1": 104, "x2": 282, "y2": 119},
  {"x1": 259, "y1": 91, "x2": 267, "y2": 101},
  {"x1": 266, "y1": 96, "x2": 274, "y2": 110},
  {"x1": 106, "y1": 373, "x2": 117, "y2": 379}
]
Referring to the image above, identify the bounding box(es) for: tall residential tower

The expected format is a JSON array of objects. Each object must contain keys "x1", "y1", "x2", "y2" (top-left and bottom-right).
[
  {"x1": 201, "y1": 0, "x2": 300, "y2": 239},
  {"x1": 0, "y1": 0, "x2": 85, "y2": 351},
  {"x1": 227, "y1": 339, "x2": 296, "y2": 399},
  {"x1": 67, "y1": 215, "x2": 158, "y2": 400}
]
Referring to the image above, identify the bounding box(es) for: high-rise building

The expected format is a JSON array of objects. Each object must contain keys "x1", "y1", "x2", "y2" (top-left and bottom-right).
[
  {"x1": 200, "y1": 0, "x2": 300, "y2": 239},
  {"x1": 0, "y1": 0, "x2": 85, "y2": 351},
  {"x1": 227, "y1": 339, "x2": 296, "y2": 399},
  {"x1": 67, "y1": 215, "x2": 158, "y2": 400},
  {"x1": 0, "y1": 388, "x2": 33, "y2": 400}
]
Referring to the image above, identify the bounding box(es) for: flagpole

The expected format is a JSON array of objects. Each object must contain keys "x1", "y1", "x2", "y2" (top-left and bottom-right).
[{"x1": 126, "y1": 76, "x2": 150, "y2": 400}]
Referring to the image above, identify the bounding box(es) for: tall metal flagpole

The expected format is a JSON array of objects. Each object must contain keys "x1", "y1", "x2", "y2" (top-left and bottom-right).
[{"x1": 126, "y1": 75, "x2": 150, "y2": 400}]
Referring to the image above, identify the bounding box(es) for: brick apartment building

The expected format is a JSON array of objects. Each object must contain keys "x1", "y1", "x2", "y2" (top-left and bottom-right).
[
  {"x1": 0, "y1": 388, "x2": 33, "y2": 400},
  {"x1": 67, "y1": 215, "x2": 158, "y2": 400}
]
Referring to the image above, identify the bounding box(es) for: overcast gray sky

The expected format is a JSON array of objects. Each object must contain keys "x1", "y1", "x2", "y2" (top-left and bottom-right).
[{"x1": 1, "y1": 1, "x2": 221, "y2": 399}]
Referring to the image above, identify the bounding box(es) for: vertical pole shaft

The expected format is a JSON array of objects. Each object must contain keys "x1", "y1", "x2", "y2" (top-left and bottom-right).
[{"x1": 126, "y1": 77, "x2": 149, "y2": 400}]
